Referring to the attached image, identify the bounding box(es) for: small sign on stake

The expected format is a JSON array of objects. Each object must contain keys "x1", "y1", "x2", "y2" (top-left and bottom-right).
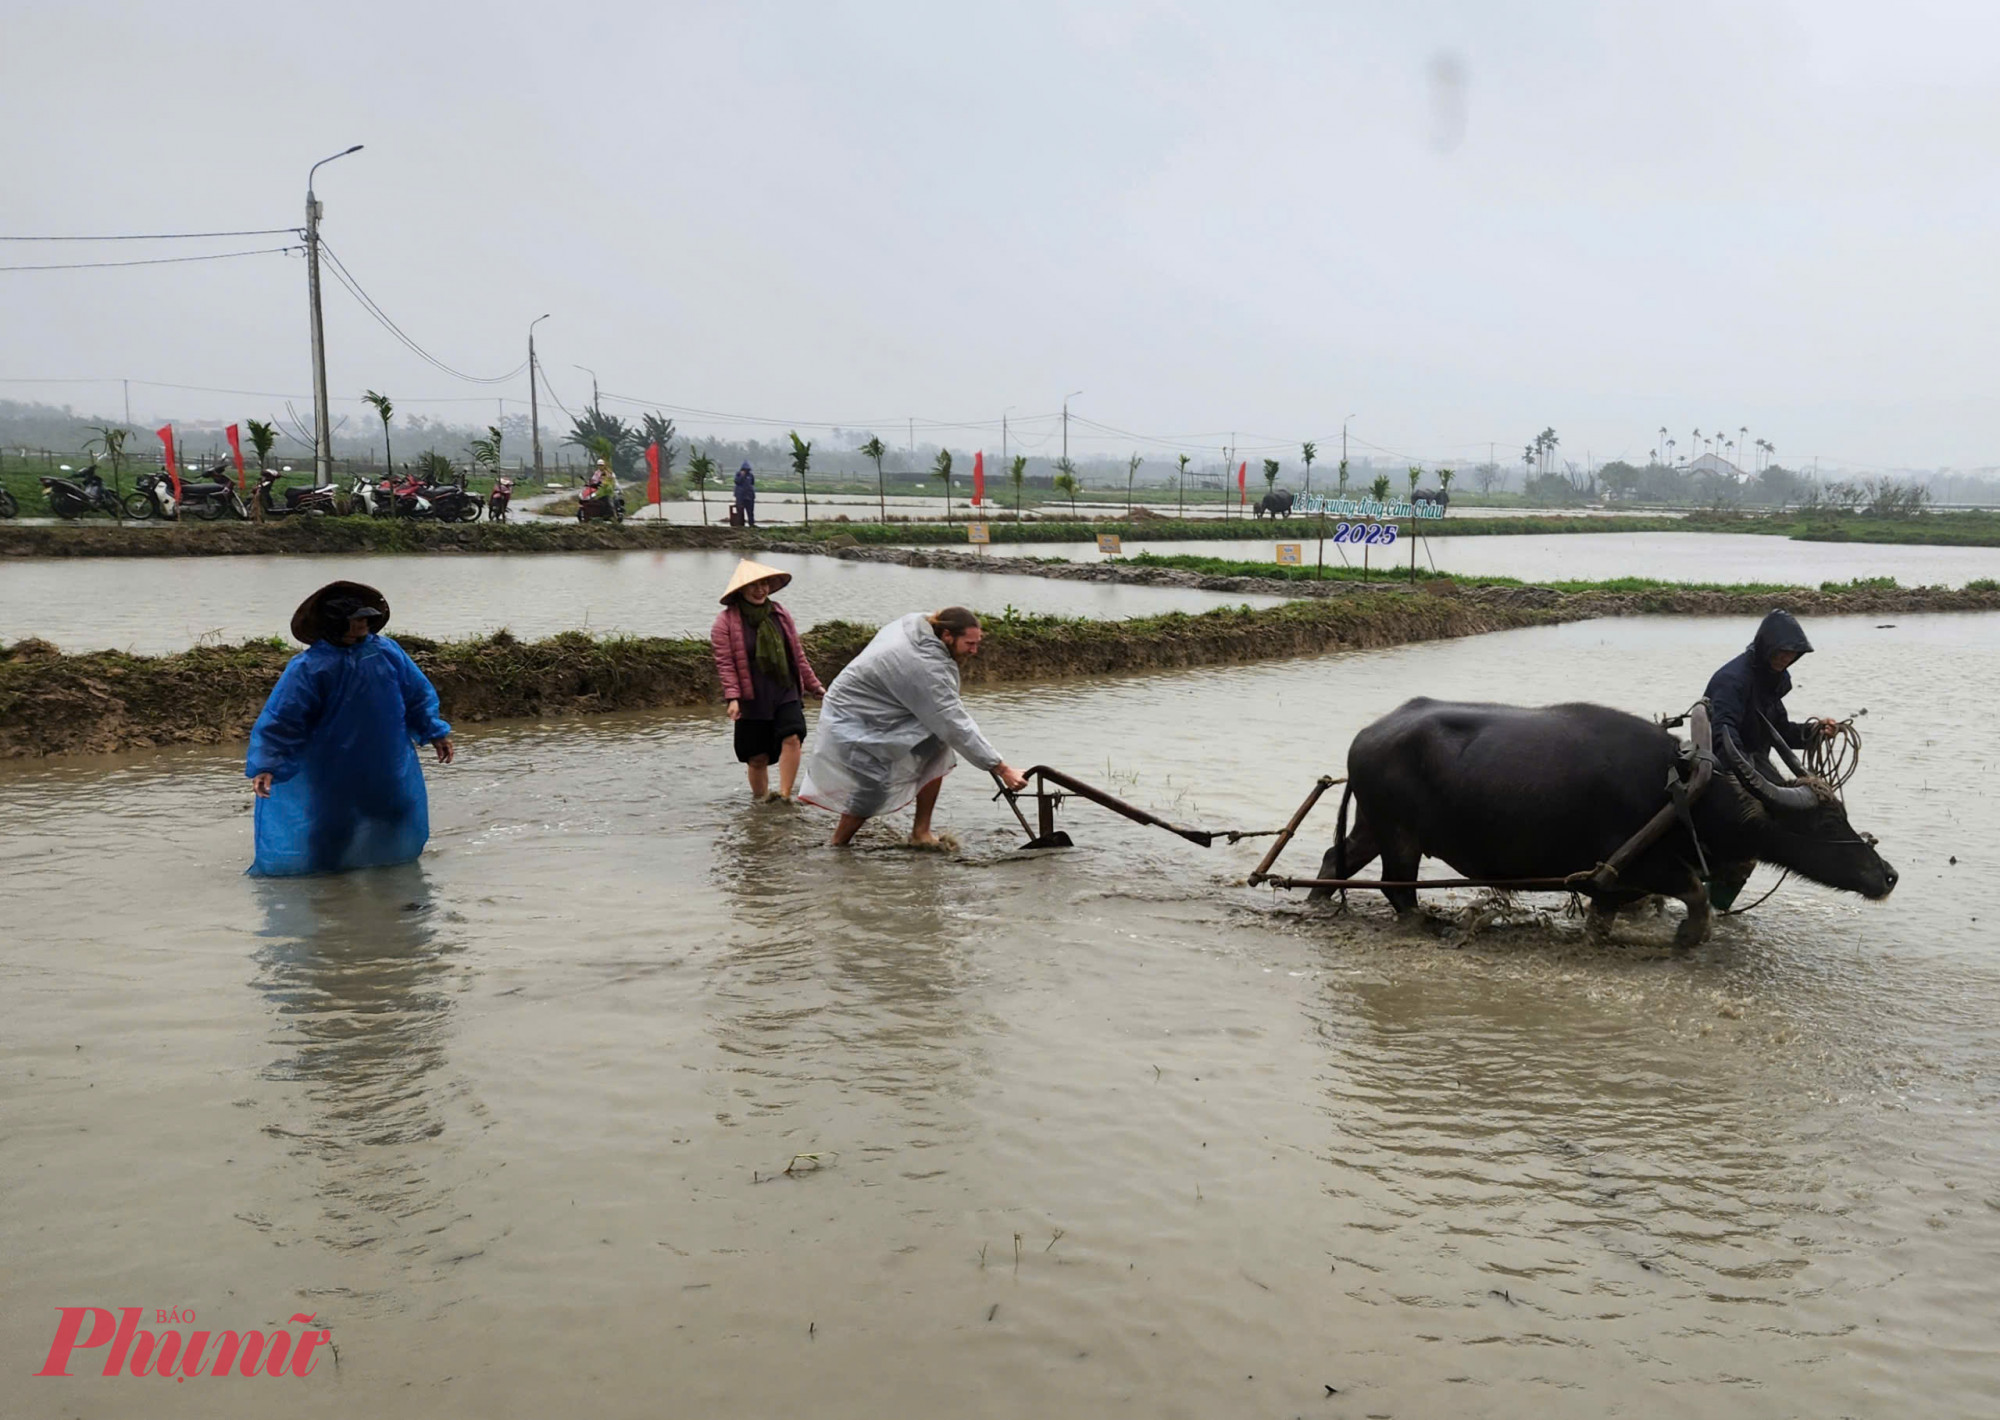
[
  {"x1": 1096, "y1": 533, "x2": 1123, "y2": 557},
  {"x1": 1275, "y1": 542, "x2": 1303, "y2": 566},
  {"x1": 967, "y1": 521, "x2": 991, "y2": 546}
]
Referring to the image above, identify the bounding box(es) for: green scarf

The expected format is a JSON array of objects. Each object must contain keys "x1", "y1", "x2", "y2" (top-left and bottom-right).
[{"x1": 738, "y1": 601, "x2": 791, "y2": 683}]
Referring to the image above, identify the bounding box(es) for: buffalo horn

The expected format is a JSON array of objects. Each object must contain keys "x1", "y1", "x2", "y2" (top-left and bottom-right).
[{"x1": 1718, "y1": 730, "x2": 1823, "y2": 813}]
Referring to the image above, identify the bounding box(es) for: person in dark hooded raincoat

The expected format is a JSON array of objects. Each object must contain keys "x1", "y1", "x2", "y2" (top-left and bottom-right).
[
  {"x1": 1702, "y1": 609, "x2": 1830, "y2": 773},
  {"x1": 245, "y1": 581, "x2": 454, "y2": 875},
  {"x1": 1701, "y1": 609, "x2": 1832, "y2": 909}
]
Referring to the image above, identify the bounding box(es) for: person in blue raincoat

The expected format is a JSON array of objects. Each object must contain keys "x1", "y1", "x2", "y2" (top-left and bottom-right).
[
  {"x1": 733, "y1": 461, "x2": 757, "y2": 527},
  {"x1": 245, "y1": 581, "x2": 454, "y2": 875}
]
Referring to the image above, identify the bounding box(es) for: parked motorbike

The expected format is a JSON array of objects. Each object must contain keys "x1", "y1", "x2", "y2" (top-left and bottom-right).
[
  {"x1": 343, "y1": 474, "x2": 380, "y2": 517},
  {"x1": 0, "y1": 483, "x2": 17, "y2": 518},
  {"x1": 41, "y1": 464, "x2": 123, "y2": 519},
  {"x1": 386, "y1": 473, "x2": 480, "y2": 521},
  {"x1": 253, "y1": 467, "x2": 339, "y2": 518},
  {"x1": 487, "y1": 475, "x2": 514, "y2": 522},
  {"x1": 128, "y1": 461, "x2": 248, "y2": 521}
]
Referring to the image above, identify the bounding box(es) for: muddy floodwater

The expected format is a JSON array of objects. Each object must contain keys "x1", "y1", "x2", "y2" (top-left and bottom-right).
[
  {"x1": 991, "y1": 530, "x2": 2000, "y2": 588},
  {"x1": 4, "y1": 614, "x2": 1997, "y2": 1417},
  {"x1": 0, "y1": 550, "x2": 1282, "y2": 654}
]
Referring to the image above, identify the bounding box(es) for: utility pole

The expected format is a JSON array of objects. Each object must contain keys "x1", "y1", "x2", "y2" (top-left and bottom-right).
[
  {"x1": 305, "y1": 145, "x2": 362, "y2": 484},
  {"x1": 528, "y1": 313, "x2": 549, "y2": 480},
  {"x1": 1062, "y1": 390, "x2": 1083, "y2": 468},
  {"x1": 122, "y1": 379, "x2": 130, "y2": 426},
  {"x1": 574, "y1": 365, "x2": 599, "y2": 410}
]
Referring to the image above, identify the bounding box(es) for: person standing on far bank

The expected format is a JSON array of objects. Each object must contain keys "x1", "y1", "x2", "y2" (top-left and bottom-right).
[
  {"x1": 710, "y1": 559, "x2": 824, "y2": 801},
  {"x1": 733, "y1": 461, "x2": 757, "y2": 527},
  {"x1": 799, "y1": 607, "x2": 1027, "y2": 846}
]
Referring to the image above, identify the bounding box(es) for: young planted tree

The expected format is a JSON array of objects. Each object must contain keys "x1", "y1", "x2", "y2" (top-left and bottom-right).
[
  {"x1": 1263, "y1": 458, "x2": 1281, "y2": 500},
  {"x1": 1176, "y1": 453, "x2": 1190, "y2": 518},
  {"x1": 1406, "y1": 464, "x2": 1423, "y2": 499},
  {"x1": 363, "y1": 390, "x2": 394, "y2": 473},
  {"x1": 1126, "y1": 453, "x2": 1142, "y2": 515},
  {"x1": 932, "y1": 447, "x2": 954, "y2": 523},
  {"x1": 1301, "y1": 441, "x2": 1317, "y2": 496},
  {"x1": 1010, "y1": 454, "x2": 1028, "y2": 518},
  {"x1": 85, "y1": 425, "x2": 130, "y2": 504},
  {"x1": 1337, "y1": 458, "x2": 1351, "y2": 498},
  {"x1": 417, "y1": 450, "x2": 456, "y2": 484},
  {"x1": 1437, "y1": 466, "x2": 1455, "y2": 501},
  {"x1": 1052, "y1": 457, "x2": 1079, "y2": 519},
  {"x1": 788, "y1": 431, "x2": 813, "y2": 528},
  {"x1": 687, "y1": 449, "x2": 715, "y2": 525},
  {"x1": 860, "y1": 436, "x2": 888, "y2": 521},
  {"x1": 1368, "y1": 474, "x2": 1392, "y2": 576},
  {"x1": 1405, "y1": 468, "x2": 1424, "y2": 583}
]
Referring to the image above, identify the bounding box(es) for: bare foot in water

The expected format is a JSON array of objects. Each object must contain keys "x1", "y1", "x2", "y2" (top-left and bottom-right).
[{"x1": 908, "y1": 829, "x2": 941, "y2": 847}]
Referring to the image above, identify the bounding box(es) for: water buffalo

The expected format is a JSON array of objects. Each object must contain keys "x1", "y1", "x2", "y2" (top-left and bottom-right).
[
  {"x1": 1254, "y1": 489, "x2": 1294, "y2": 519},
  {"x1": 1315, "y1": 698, "x2": 1896, "y2": 947}
]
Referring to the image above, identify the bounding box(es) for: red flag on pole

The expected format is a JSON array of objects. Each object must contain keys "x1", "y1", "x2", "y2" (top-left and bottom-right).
[
  {"x1": 225, "y1": 423, "x2": 245, "y2": 492},
  {"x1": 972, "y1": 450, "x2": 985, "y2": 507},
  {"x1": 1237, "y1": 460, "x2": 1247, "y2": 507},
  {"x1": 646, "y1": 442, "x2": 661, "y2": 506},
  {"x1": 156, "y1": 425, "x2": 180, "y2": 499}
]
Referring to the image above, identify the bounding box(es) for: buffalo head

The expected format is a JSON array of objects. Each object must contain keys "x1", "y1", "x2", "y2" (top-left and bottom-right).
[{"x1": 1714, "y1": 734, "x2": 1898, "y2": 899}]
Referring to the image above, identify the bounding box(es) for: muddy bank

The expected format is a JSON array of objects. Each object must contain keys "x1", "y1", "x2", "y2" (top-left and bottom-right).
[
  {"x1": 766, "y1": 539, "x2": 2000, "y2": 615},
  {"x1": 1, "y1": 595, "x2": 1550, "y2": 758}
]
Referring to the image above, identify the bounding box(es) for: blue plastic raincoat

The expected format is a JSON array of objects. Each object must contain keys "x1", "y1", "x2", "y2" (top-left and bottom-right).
[{"x1": 245, "y1": 634, "x2": 452, "y2": 876}]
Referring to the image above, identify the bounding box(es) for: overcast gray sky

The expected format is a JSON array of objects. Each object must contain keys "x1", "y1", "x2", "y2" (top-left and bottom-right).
[{"x1": 4, "y1": 0, "x2": 1996, "y2": 471}]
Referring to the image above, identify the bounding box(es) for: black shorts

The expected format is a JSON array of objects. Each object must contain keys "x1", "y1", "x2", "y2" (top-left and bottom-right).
[{"x1": 733, "y1": 700, "x2": 807, "y2": 763}]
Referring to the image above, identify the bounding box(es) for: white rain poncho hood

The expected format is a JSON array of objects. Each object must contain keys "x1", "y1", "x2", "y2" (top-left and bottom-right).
[{"x1": 799, "y1": 613, "x2": 1001, "y2": 818}]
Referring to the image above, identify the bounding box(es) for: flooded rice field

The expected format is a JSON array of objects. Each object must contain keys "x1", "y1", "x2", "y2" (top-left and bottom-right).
[
  {"x1": 4, "y1": 613, "x2": 1997, "y2": 1417},
  {"x1": 0, "y1": 550, "x2": 1282, "y2": 654},
  {"x1": 623, "y1": 495, "x2": 1682, "y2": 526},
  {"x1": 991, "y1": 530, "x2": 2000, "y2": 588}
]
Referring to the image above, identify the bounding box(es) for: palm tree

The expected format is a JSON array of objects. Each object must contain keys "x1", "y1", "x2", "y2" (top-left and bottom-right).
[
  {"x1": 245, "y1": 419, "x2": 278, "y2": 470},
  {"x1": 564, "y1": 406, "x2": 641, "y2": 480},
  {"x1": 1437, "y1": 466, "x2": 1455, "y2": 501},
  {"x1": 1010, "y1": 454, "x2": 1028, "y2": 518},
  {"x1": 687, "y1": 449, "x2": 715, "y2": 524},
  {"x1": 468, "y1": 424, "x2": 504, "y2": 477},
  {"x1": 1176, "y1": 453, "x2": 1190, "y2": 518},
  {"x1": 932, "y1": 447, "x2": 954, "y2": 523},
  {"x1": 1657, "y1": 427, "x2": 1668, "y2": 467},
  {"x1": 1301, "y1": 441, "x2": 1317, "y2": 496},
  {"x1": 363, "y1": 390, "x2": 394, "y2": 473},
  {"x1": 788, "y1": 431, "x2": 813, "y2": 529},
  {"x1": 859, "y1": 436, "x2": 888, "y2": 521},
  {"x1": 1126, "y1": 453, "x2": 1142, "y2": 515},
  {"x1": 1053, "y1": 457, "x2": 1079, "y2": 518}
]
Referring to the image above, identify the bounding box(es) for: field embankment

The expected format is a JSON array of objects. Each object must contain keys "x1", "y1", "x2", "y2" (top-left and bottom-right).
[
  {"x1": 9, "y1": 508, "x2": 2000, "y2": 558},
  {"x1": 1, "y1": 595, "x2": 1552, "y2": 759}
]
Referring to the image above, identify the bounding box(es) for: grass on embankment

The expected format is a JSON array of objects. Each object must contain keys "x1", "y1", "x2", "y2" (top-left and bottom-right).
[{"x1": 1, "y1": 595, "x2": 1554, "y2": 759}]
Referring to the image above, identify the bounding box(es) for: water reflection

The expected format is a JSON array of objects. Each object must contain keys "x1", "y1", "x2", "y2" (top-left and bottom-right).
[{"x1": 250, "y1": 866, "x2": 473, "y2": 1272}]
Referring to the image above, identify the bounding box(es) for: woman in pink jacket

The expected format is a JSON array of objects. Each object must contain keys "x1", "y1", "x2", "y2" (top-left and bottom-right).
[{"x1": 709, "y1": 559, "x2": 825, "y2": 801}]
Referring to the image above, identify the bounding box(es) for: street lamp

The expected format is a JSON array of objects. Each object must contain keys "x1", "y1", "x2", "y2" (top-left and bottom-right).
[
  {"x1": 305, "y1": 144, "x2": 363, "y2": 483},
  {"x1": 1061, "y1": 389, "x2": 1083, "y2": 467},
  {"x1": 574, "y1": 365, "x2": 600, "y2": 410},
  {"x1": 528, "y1": 313, "x2": 550, "y2": 479}
]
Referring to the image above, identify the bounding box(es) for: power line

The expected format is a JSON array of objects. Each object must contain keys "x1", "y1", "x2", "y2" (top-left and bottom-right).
[
  {"x1": 0, "y1": 245, "x2": 299, "y2": 273},
  {"x1": 0, "y1": 227, "x2": 300, "y2": 242},
  {"x1": 317, "y1": 240, "x2": 530, "y2": 386}
]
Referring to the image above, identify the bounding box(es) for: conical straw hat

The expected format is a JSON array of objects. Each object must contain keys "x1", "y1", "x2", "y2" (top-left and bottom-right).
[{"x1": 720, "y1": 559, "x2": 792, "y2": 604}]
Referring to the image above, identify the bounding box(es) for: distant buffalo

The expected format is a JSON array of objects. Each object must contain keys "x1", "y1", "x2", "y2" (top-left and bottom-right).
[
  {"x1": 1413, "y1": 488, "x2": 1450, "y2": 509},
  {"x1": 1254, "y1": 489, "x2": 1295, "y2": 519}
]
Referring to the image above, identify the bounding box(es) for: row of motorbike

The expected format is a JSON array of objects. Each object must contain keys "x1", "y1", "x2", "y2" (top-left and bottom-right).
[{"x1": 9, "y1": 464, "x2": 520, "y2": 523}]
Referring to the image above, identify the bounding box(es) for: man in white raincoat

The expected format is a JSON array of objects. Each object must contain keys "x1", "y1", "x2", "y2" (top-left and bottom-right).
[{"x1": 799, "y1": 607, "x2": 1028, "y2": 845}]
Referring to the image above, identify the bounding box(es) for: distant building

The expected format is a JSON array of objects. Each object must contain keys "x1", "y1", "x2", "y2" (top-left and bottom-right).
[{"x1": 1686, "y1": 452, "x2": 1746, "y2": 479}]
